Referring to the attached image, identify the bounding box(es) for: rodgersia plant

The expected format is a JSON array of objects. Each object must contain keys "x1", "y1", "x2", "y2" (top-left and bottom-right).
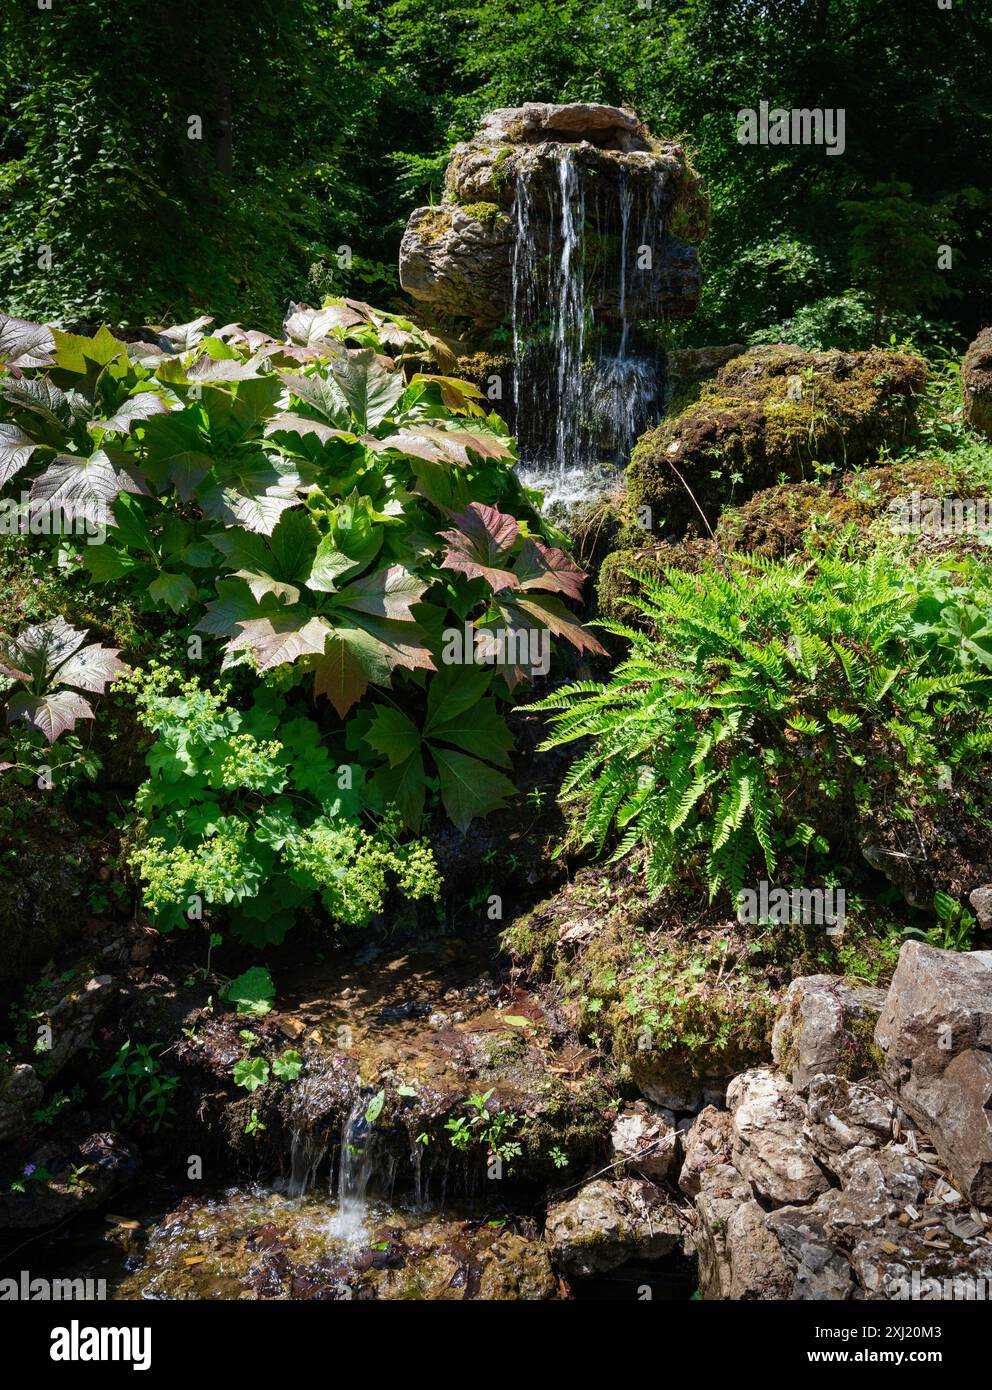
[{"x1": 0, "y1": 300, "x2": 601, "y2": 831}]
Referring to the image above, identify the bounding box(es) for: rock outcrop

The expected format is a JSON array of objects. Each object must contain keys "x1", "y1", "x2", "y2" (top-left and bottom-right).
[
  {"x1": 399, "y1": 102, "x2": 709, "y2": 330},
  {"x1": 685, "y1": 942, "x2": 992, "y2": 1299}
]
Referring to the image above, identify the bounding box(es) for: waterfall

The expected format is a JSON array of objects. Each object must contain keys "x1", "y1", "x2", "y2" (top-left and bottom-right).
[
  {"x1": 510, "y1": 149, "x2": 665, "y2": 508},
  {"x1": 327, "y1": 1093, "x2": 375, "y2": 1243},
  {"x1": 553, "y1": 152, "x2": 585, "y2": 475}
]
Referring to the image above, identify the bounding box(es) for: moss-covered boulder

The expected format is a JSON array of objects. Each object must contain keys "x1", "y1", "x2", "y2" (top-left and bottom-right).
[
  {"x1": 962, "y1": 327, "x2": 992, "y2": 437},
  {"x1": 627, "y1": 345, "x2": 928, "y2": 538}
]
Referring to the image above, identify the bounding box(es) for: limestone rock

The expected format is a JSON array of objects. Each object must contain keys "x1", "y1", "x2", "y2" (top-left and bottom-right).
[
  {"x1": 544, "y1": 1176, "x2": 682, "y2": 1277},
  {"x1": 772, "y1": 974, "x2": 887, "y2": 1093},
  {"x1": 803, "y1": 1073, "x2": 896, "y2": 1184},
  {"x1": 969, "y1": 883, "x2": 992, "y2": 930},
  {"x1": 679, "y1": 1105, "x2": 732, "y2": 1198},
  {"x1": 765, "y1": 1202, "x2": 855, "y2": 1300},
  {"x1": 875, "y1": 940, "x2": 992, "y2": 1205},
  {"x1": 610, "y1": 1101, "x2": 680, "y2": 1183},
  {"x1": 727, "y1": 1067, "x2": 831, "y2": 1205},
  {"x1": 820, "y1": 1148, "x2": 928, "y2": 1249}
]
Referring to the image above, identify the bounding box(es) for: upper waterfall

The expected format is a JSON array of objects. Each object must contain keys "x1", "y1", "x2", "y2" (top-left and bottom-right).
[{"x1": 399, "y1": 102, "x2": 710, "y2": 502}]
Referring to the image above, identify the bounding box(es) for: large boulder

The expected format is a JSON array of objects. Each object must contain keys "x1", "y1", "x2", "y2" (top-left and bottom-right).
[
  {"x1": 626, "y1": 345, "x2": 927, "y2": 537},
  {"x1": 727, "y1": 1067, "x2": 832, "y2": 1205},
  {"x1": 874, "y1": 940, "x2": 992, "y2": 1205},
  {"x1": 962, "y1": 327, "x2": 992, "y2": 437},
  {"x1": 772, "y1": 974, "x2": 887, "y2": 1094},
  {"x1": 399, "y1": 102, "x2": 708, "y2": 330}
]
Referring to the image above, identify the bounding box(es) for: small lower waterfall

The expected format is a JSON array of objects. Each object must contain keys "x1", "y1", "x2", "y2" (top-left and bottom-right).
[
  {"x1": 328, "y1": 1093, "x2": 375, "y2": 1242},
  {"x1": 511, "y1": 151, "x2": 665, "y2": 505}
]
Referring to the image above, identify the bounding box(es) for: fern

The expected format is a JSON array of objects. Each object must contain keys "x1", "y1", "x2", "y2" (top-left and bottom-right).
[{"x1": 521, "y1": 538, "x2": 992, "y2": 907}]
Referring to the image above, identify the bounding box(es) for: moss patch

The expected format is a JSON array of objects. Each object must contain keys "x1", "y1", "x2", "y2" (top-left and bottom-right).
[{"x1": 626, "y1": 345, "x2": 928, "y2": 539}]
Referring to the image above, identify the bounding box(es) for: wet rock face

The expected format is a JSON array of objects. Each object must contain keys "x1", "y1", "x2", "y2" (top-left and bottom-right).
[
  {"x1": 875, "y1": 940, "x2": 992, "y2": 1205},
  {"x1": 399, "y1": 101, "x2": 709, "y2": 330}
]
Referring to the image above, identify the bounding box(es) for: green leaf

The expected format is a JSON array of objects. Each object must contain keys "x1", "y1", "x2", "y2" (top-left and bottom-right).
[
  {"x1": 365, "y1": 706, "x2": 422, "y2": 767},
  {"x1": 272, "y1": 1050, "x2": 303, "y2": 1082},
  {"x1": 364, "y1": 1089, "x2": 386, "y2": 1125},
  {"x1": 233, "y1": 1056, "x2": 270, "y2": 1092},
  {"x1": 427, "y1": 698, "x2": 514, "y2": 768},
  {"x1": 148, "y1": 571, "x2": 198, "y2": 612},
  {"x1": 0, "y1": 422, "x2": 41, "y2": 486},
  {"x1": 224, "y1": 966, "x2": 275, "y2": 1015},
  {"x1": 312, "y1": 626, "x2": 394, "y2": 717},
  {"x1": 330, "y1": 350, "x2": 405, "y2": 428},
  {"x1": 432, "y1": 747, "x2": 516, "y2": 830}
]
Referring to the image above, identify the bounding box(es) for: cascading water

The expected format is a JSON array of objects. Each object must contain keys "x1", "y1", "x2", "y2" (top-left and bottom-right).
[
  {"x1": 511, "y1": 152, "x2": 665, "y2": 510},
  {"x1": 327, "y1": 1093, "x2": 376, "y2": 1242}
]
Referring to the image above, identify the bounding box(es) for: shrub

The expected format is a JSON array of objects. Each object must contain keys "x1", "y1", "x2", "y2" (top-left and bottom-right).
[
  {"x1": 0, "y1": 302, "x2": 601, "y2": 832},
  {"x1": 124, "y1": 664, "x2": 442, "y2": 944}
]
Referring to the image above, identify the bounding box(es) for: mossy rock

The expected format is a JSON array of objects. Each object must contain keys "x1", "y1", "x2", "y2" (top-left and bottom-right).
[
  {"x1": 962, "y1": 327, "x2": 992, "y2": 437},
  {"x1": 712, "y1": 453, "x2": 987, "y2": 560},
  {"x1": 627, "y1": 345, "x2": 928, "y2": 539},
  {"x1": 596, "y1": 536, "x2": 718, "y2": 624}
]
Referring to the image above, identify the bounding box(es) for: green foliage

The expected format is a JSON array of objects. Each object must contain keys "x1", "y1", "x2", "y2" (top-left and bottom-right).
[
  {"x1": 900, "y1": 892, "x2": 976, "y2": 953},
  {"x1": 271, "y1": 1049, "x2": 303, "y2": 1082},
  {"x1": 0, "y1": 311, "x2": 597, "y2": 837},
  {"x1": 233, "y1": 1056, "x2": 269, "y2": 1093},
  {"x1": 444, "y1": 1089, "x2": 521, "y2": 1165},
  {"x1": 223, "y1": 966, "x2": 276, "y2": 1016},
  {"x1": 526, "y1": 538, "x2": 992, "y2": 904},
  {"x1": 99, "y1": 1039, "x2": 179, "y2": 1132},
  {"x1": 125, "y1": 665, "x2": 442, "y2": 944}
]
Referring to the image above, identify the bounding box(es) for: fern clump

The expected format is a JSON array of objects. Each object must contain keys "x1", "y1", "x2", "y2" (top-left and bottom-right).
[{"x1": 524, "y1": 536, "x2": 992, "y2": 904}]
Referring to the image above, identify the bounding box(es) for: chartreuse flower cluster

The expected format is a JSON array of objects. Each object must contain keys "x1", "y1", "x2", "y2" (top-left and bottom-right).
[{"x1": 123, "y1": 662, "x2": 440, "y2": 945}]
